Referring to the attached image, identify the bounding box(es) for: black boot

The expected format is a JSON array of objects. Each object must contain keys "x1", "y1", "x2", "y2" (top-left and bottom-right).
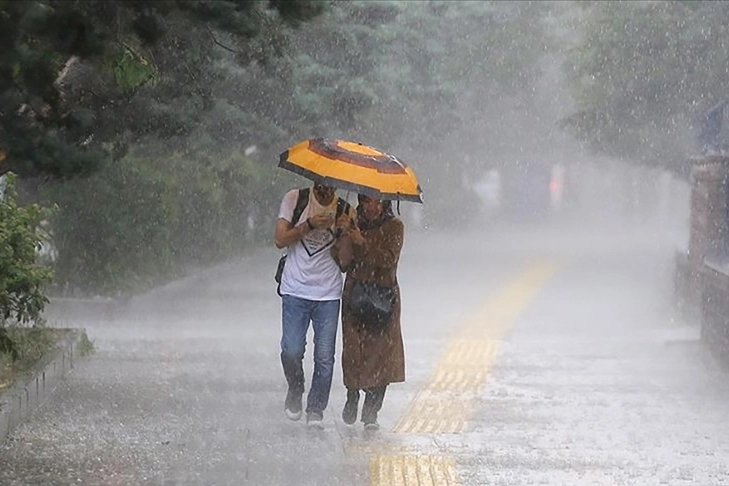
[
  {"x1": 342, "y1": 389, "x2": 360, "y2": 425},
  {"x1": 361, "y1": 386, "x2": 387, "y2": 430}
]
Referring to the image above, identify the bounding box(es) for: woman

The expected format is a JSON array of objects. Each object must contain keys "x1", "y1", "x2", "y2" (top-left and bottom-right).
[{"x1": 333, "y1": 194, "x2": 405, "y2": 430}]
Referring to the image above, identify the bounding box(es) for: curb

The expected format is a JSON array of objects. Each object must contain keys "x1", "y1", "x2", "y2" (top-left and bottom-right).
[{"x1": 0, "y1": 329, "x2": 85, "y2": 444}]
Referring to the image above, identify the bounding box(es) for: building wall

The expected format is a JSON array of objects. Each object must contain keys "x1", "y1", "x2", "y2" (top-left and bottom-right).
[{"x1": 675, "y1": 156, "x2": 729, "y2": 356}]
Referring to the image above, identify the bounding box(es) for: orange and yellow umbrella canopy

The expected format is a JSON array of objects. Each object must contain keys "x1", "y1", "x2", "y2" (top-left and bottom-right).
[{"x1": 279, "y1": 138, "x2": 423, "y2": 203}]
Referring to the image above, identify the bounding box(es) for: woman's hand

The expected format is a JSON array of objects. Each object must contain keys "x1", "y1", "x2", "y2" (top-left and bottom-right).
[{"x1": 349, "y1": 226, "x2": 366, "y2": 246}]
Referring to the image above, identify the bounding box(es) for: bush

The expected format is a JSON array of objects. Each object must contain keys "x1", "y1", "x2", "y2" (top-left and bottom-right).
[
  {"x1": 0, "y1": 174, "x2": 53, "y2": 323},
  {"x1": 44, "y1": 149, "x2": 280, "y2": 296},
  {"x1": 0, "y1": 174, "x2": 53, "y2": 359}
]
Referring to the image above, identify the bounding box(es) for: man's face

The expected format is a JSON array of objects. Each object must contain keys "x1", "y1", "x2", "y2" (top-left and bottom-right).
[{"x1": 313, "y1": 184, "x2": 336, "y2": 205}]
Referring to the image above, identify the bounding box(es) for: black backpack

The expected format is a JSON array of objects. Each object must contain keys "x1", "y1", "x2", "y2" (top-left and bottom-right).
[{"x1": 275, "y1": 188, "x2": 351, "y2": 296}]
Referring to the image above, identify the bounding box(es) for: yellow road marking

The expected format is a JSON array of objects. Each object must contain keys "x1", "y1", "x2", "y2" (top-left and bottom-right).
[
  {"x1": 370, "y1": 454, "x2": 459, "y2": 486},
  {"x1": 368, "y1": 262, "x2": 560, "y2": 485},
  {"x1": 392, "y1": 262, "x2": 559, "y2": 435}
]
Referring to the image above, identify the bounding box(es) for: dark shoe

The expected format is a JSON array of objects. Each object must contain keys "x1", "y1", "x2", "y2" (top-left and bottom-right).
[
  {"x1": 284, "y1": 390, "x2": 302, "y2": 421},
  {"x1": 306, "y1": 411, "x2": 324, "y2": 429},
  {"x1": 361, "y1": 386, "x2": 386, "y2": 428},
  {"x1": 342, "y1": 390, "x2": 359, "y2": 425}
]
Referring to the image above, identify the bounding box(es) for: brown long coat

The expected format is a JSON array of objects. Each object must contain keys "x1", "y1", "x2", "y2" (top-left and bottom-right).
[{"x1": 339, "y1": 217, "x2": 405, "y2": 390}]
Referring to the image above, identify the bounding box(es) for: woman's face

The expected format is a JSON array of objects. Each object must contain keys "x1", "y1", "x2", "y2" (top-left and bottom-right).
[{"x1": 360, "y1": 195, "x2": 384, "y2": 221}]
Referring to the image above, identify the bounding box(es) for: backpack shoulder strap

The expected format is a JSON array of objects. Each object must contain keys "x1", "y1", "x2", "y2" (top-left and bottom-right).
[{"x1": 291, "y1": 188, "x2": 310, "y2": 226}]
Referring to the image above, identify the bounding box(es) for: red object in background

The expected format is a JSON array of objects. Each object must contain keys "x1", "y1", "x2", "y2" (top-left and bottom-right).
[{"x1": 0, "y1": 150, "x2": 8, "y2": 176}]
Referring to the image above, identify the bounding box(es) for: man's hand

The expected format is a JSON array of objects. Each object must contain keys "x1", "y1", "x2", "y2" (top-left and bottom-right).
[
  {"x1": 308, "y1": 214, "x2": 334, "y2": 230},
  {"x1": 335, "y1": 213, "x2": 353, "y2": 235}
]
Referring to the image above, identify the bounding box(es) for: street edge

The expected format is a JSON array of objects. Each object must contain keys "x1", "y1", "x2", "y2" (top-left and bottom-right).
[{"x1": 0, "y1": 329, "x2": 85, "y2": 444}]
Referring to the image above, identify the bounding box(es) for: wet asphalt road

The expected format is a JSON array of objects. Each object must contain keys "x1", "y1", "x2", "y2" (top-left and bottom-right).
[{"x1": 2, "y1": 219, "x2": 729, "y2": 485}]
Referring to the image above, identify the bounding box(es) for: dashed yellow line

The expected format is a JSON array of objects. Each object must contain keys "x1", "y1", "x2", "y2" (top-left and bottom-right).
[
  {"x1": 392, "y1": 393, "x2": 472, "y2": 434},
  {"x1": 370, "y1": 454, "x2": 459, "y2": 486},
  {"x1": 369, "y1": 262, "x2": 560, "y2": 485}
]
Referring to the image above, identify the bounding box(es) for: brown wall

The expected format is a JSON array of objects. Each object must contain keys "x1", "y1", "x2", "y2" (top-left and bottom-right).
[{"x1": 676, "y1": 156, "x2": 729, "y2": 355}]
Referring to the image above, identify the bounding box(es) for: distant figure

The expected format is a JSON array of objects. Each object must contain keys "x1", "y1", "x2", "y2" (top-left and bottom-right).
[
  {"x1": 273, "y1": 183, "x2": 354, "y2": 427},
  {"x1": 698, "y1": 100, "x2": 728, "y2": 155},
  {"x1": 334, "y1": 195, "x2": 405, "y2": 431}
]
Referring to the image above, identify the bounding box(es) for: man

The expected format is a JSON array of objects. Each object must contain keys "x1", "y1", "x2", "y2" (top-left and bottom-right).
[{"x1": 274, "y1": 183, "x2": 353, "y2": 427}]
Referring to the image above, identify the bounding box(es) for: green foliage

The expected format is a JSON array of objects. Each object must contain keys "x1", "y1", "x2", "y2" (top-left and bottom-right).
[
  {"x1": 0, "y1": 0, "x2": 326, "y2": 179},
  {"x1": 6, "y1": 0, "x2": 559, "y2": 294},
  {"x1": 327, "y1": 1, "x2": 556, "y2": 218},
  {"x1": 77, "y1": 330, "x2": 95, "y2": 357},
  {"x1": 1, "y1": 328, "x2": 84, "y2": 383},
  {"x1": 44, "y1": 148, "x2": 271, "y2": 295},
  {"x1": 257, "y1": 1, "x2": 554, "y2": 163},
  {"x1": 0, "y1": 174, "x2": 53, "y2": 325},
  {"x1": 112, "y1": 46, "x2": 157, "y2": 91},
  {"x1": 3, "y1": 326, "x2": 55, "y2": 364},
  {"x1": 564, "y1": 1, "x2": 729, "y2": 172},
  {"x1": 2, "y1": 0, "x2": 328, "y2": 295}
]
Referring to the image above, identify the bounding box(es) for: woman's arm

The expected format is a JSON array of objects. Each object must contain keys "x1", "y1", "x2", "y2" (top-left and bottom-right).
[
  {"x1": 353, "y1": 219, "x2": 404, "y2": 268},
  {"x1": 332, "y1": 234, "x2": 354, "y2": 271}
]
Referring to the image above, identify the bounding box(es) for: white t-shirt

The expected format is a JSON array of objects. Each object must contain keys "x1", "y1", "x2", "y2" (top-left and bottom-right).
[{"x1": 277, "y1": 189, "x2": 347, "y2": 301}]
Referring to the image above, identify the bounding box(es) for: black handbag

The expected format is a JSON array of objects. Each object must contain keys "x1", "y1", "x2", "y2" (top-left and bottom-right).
[
  {"x1": 274, "y1": 254, "x2": 286, "y2": 296},
  {"x1": 275, "y1": 255, "x2": 286, "y2": 284},
  {"x1": 348, "y1": 279, "x2": 395, "y2": 332}
]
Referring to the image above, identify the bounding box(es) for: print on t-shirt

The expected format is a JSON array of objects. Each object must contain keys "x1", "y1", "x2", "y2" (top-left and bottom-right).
[{"x1": 301, "y1": 228, "x2": 336, "y2": 256}]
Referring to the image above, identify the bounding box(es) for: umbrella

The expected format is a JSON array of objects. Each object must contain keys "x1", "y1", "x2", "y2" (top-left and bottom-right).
[{"x1": 278, "y1": 138, "x2": 423, "y2": 203}]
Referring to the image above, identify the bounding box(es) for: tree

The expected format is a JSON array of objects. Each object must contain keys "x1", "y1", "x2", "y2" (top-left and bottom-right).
[
  {"x1": 7, "y1": 0, "x2": 561, "y2": 294},
  {"x1": 213, "y1": 1, "x2": 558, "y2": 224},
  {"x1": 0, "y1": 0, "x2": 325, "y2": 179},
  {"x1": 563, "y1": 1, "x2": 729, "y2": 175},
  {"x1": 0, "y1": 174, "x2": 53, "y2": 358}
]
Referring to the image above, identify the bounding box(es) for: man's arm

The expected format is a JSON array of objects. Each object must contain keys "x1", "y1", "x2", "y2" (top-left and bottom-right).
[
  {"x1": 274, "y1": 217, "x2": 312, "y2": 249},
  {"x1": 273, "y1": 214, "x2": 334, "y2": 249}
]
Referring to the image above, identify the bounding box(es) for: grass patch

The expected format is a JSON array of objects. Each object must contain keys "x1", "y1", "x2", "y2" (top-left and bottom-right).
[{"x1": 0, "y1": 327, "x2": 79, "y2": 392}]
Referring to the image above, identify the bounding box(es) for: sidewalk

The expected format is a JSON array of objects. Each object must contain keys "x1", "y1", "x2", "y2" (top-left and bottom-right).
[{"x1": 3, "y1": 222, "x2": 728, "y2": 485}]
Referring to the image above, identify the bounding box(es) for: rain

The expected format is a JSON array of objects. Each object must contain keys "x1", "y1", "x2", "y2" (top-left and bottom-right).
[{"x1": 1, "y1": 1, "x2": 729, "y2": 485}]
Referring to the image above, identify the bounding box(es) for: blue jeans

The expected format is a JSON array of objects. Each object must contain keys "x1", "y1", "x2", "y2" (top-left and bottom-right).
[{"x1": 280, "y1": 295, "x2": 340, "y2": 415}]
